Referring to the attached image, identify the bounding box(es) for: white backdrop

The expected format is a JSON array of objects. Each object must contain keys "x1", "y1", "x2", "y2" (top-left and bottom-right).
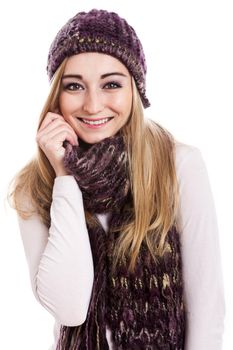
[{"x1": 0, "y1": 0, "x2": 232, "y2": 349}]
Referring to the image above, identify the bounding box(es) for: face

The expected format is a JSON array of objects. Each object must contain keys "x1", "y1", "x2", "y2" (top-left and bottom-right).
[{"x1": 59, "y1": 52, "x2": 133, "y2": 144}]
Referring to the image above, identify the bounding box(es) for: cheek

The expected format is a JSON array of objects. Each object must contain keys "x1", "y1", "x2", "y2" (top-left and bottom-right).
[
  {"x1": 59, "y1": 93, "x2": 81, "y2": 115},
  {"x1": 59, "y1": 94, "x2": 68, "y2": 115},
  {"x1": 109, "y1": 90, "x2": 132, "y2": 114},
  {"x1": 121, "y1": 96, "x2": 132, "y2": 118}
]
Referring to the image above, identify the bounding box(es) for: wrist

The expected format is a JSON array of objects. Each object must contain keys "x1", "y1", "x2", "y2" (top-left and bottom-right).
[{"x1": 55, "y1": 167, "x2": 69, "y2": 177}]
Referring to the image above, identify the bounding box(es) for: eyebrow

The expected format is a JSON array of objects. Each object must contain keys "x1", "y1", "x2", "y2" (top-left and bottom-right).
[{"x1": 61, "y1": 72, "x2": 128, "y2": 80}]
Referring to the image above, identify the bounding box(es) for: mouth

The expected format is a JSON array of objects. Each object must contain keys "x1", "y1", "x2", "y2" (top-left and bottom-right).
[{"x1": 77, "y1": 116, "x2": 114, "y2": 126}]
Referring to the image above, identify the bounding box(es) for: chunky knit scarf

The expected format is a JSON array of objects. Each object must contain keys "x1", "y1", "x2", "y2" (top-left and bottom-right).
[{"x1": 56, "y1": 133, "x2": 185, "y2": 350}]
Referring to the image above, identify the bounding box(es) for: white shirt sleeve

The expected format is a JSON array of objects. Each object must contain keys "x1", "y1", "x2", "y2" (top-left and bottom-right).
[
  {"x1": 175, "y1": 142, "x2": 225, "y2": 350},
  {"x1": 18, "y1": 175, "x2": 94, "y2": 326}
]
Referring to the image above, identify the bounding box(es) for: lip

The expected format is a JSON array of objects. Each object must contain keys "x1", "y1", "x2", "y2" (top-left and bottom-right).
[
  {"x1": 78, "y1": 116, "x2": 113, "y2": 121},
  {"x1": 77, "y1": 116, "x2": 114, "y2": 129}
]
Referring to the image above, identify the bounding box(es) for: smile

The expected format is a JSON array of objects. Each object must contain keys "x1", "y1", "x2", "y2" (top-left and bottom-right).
[{"x1": 77, "y1": 117, "x2": 114, "y2": 126}]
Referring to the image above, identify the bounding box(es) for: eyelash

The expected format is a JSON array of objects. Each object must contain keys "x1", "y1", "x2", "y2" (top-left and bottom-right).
[
  {"x1": 104, "y1": 81, "x2": 122, "y2": 89},
  {"x1": 63, "y1": 81, "x2": 122, "y2": 91}
]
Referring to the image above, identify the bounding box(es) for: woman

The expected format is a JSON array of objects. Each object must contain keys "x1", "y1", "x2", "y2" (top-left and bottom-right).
[{"x1": 10, "y1": 9, "x2": 225, "y2": 350}]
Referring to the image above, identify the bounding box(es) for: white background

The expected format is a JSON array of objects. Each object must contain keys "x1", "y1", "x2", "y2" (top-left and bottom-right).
[{"x1": 0, "y1": 0, "x2": 232, "y2": 349}]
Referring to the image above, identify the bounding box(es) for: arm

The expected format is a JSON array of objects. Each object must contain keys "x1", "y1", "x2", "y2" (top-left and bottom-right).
[
  {"x1": 18, "y1": 175, "x2": 94, "y2": 326},
  {"x1": 175, "y1": 143, "x2": 225, "y2": 349}
]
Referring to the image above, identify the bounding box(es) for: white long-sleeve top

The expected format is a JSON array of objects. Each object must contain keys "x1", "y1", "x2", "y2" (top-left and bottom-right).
[{"x1": 18, "y1": 141, "x2": 225, "y2": 349}]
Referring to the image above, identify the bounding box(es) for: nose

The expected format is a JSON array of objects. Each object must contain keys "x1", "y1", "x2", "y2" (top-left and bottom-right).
[{"x1": 83, "y1": 89, "x2": 104, "y2": 115}]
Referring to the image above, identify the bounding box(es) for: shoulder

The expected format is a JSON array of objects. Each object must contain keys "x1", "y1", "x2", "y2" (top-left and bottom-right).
[
  {"x1": 174, "y1": 140, "x2": 203, "y2": 167},
  {"x1": 174, "y1": 140, "x2": 207, "y2": 180}
]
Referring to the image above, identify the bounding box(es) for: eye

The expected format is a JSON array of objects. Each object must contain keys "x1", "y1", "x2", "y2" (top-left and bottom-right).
[
  {"x1": 64, "y1": 82, "x2": 84, "y2": 91},
  {"x1": 104, "y1": 81, "x2": 122, "y2": 89}
]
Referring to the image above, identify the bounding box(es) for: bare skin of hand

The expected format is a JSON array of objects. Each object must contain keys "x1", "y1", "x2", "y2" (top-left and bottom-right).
[{"x1": 36, "y1": 112, "x2": 78, "y2": 177}]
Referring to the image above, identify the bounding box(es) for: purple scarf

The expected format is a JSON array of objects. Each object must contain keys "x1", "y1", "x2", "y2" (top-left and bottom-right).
[{"x1": 56, "y1": 133, "x2": 185, "y2": 349}]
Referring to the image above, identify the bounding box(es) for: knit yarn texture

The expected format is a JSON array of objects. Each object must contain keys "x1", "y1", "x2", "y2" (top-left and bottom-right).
[
  {"x1": 56, "y1": 133, "x2": 185, "y2": 349},
  {"x1": 47, "y1": 9, "x2": 150, "y2": 108}
]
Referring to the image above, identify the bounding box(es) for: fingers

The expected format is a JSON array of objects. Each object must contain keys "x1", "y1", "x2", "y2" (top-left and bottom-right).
[
  {"x1": 37, "y1": 112, "x2": 78, "y2": 146},
  {"x1": 38, "y1": 119, "x2": 76, "y2": 145},
  {"x1": 39, "y1": 112, "x2": 65, "y2": 132},
  {"x1": 38, "y1": 124, "x2": 78, "y2": 150},
  {"x1": 36, "y1": 111, "x2": 79, "y2": 175}
]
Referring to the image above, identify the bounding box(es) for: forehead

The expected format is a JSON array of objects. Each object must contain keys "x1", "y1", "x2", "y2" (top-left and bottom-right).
[{"x1": 63, "y1": 52, "x2": 130, "y2": 76}]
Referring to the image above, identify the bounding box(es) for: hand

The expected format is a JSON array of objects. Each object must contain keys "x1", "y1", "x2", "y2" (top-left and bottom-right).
[{"x1": 36, "y1": 112, "x2": 79, "y2": 176}]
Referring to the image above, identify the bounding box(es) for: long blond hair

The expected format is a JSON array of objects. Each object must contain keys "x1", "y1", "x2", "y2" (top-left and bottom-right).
[{"x1": 9, "y1": 58, "x2": 179, "y2": 272}]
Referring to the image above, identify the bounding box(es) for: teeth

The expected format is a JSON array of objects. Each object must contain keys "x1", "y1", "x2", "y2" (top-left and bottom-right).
[{"x1": 81, "y1": 118, "x2": 110, "y2": 125}]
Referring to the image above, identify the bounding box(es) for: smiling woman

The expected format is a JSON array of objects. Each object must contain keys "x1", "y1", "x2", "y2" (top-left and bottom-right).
[
  {"x1": 59, "y1": 53, "x2": 133, "y2": 144},
  {"x1": 8, "y1": 8, "x2": 225, "y2": 350}
]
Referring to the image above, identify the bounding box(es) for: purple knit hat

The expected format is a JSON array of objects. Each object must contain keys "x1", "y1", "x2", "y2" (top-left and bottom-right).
[{"x1": 46, "y1": 9, "x2": 150, "y2": 108}]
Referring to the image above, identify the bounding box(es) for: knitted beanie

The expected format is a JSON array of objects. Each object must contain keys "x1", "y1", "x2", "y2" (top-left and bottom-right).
[{"x1": 46, "y1": 9, "x2": 150, "y2": 108}]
